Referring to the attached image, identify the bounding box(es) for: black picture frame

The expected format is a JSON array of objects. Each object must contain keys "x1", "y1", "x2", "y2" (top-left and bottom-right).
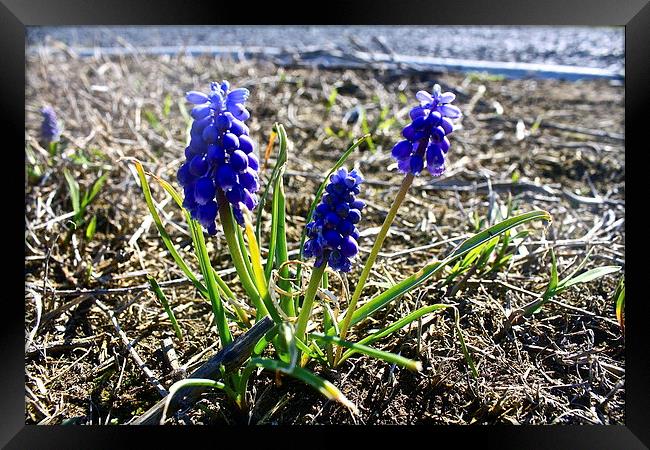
[{"x1": 9, "y1": 0, "x2": 647, "y2": 447}]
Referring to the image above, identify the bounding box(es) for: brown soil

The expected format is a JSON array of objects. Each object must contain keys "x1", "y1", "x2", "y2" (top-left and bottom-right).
[{"x1": 25, "y1": 51, "x2": 624, "y2": 425}]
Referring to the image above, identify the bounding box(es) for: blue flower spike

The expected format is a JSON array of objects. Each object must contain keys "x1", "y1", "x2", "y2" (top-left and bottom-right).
[
  {"x1": 177, "y1": 81, "x2": 259, "y2": 234},
  {"x1": 40, "y1": 106, "x2": 61, "y2": 144},
  {"x1": 391, "y1": 84, "x2": 462, "y2": 177},
  {"x1": 303, "y1": 167, "x2": 365, "y2": 272}
]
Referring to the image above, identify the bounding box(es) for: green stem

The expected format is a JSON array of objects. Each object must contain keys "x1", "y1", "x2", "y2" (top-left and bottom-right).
[
  {"x1": 216, "y1": 190, "x2": 266, "y2": 317},
  {"x1": 295, "y1": 264, "x2": 327, "y2": 342},
  {"x1": 335, "y1": 173, "x2": 414, "y2": 364}
]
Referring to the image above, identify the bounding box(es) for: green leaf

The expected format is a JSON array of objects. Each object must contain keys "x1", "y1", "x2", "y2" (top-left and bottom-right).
[
  {"x1": 339, "y1": 304, "x2": 449, "y2": 363},
  {"x1": 85, "y1": 215, "x2": 97, "y2": 240},
  {"x1": 251, "y1": 357, "x2": 357, "y2": 412},
  {"x1": 542, "y1": 248, "x2": 559, "y2": 302},
  {"x1": 614, "y1": 277, "x2": 625, "y2": 330},
  {"x1": 63, "y1": 168, "x2": 81, "y2": 219},
  {"x1": 161, "y1": 378, "x2": 227, "y2": 424},
  {"x1": 83, "y1": 172, "x2": 108, "y2": 208},
  {"x1": 349, "y1": 210, "x2": 551, "y2": 326},
  {"x1": 310, "y1": 333, "x2": 422, "y2": 372},
  {"x1": 555, "y1": 266, "x2": 621, "y2": 295},
  {"x1": 256, "y1": 124, "x2": 288, "y2": 241},
  {"x1": 190, "y1": 213, "x2": 232, "y2": 346},
  {"x1": 163, "y1": 93, "x2": 172, "y2": 118},
  {"x1": 148, "y1": 276, "x2": 183, "y2": 341},
  {"x1": 133, "y1": 161, "x2": 209, "y2": 296},
  {"x1": 325, "y1": 87, "x2": 338, "y2": 111},
  {"x1": 140, "y1": 166, "x2": 249, "y2": 326}
]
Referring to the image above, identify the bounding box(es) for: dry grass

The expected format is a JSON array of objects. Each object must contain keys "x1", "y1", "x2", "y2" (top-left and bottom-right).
[{"x1": 25, "y1": 49, "x2": 624, "y2": 425}]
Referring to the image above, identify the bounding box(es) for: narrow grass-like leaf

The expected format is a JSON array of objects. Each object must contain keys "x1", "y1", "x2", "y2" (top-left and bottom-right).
[
  {"x1": 264, "y1": 164, "x2": 286, "y2": 280},
  {"x1": 133, "y1": 161, "x2": 208, "y2": 297},
  {"x1": 311, "y1": 333, "x2": 422, "y2": 372},
  {"x1": 83, "y1": 173, "x2": 108, "y2": 208},
  {"x1": 148, "y1": 276, "x2": 183, "y2": 340},
  {"x1": 614, "y1": 277, "x2": 625, "y2": 331},
  {"x1": 556, "y1": 266, "x2": 621, "y2": 294},
  {"x1": 274, "y1": 175, "x2": 292, "y2": 314},
  {"x1": 339, "y1": 304, "x2": 449, "y2": 363},
  {"x1": 256, "y1": 123, "x2": 287, "y2": 242},
  {"x1": 63, "y1": 168, "x2": 81, "y2": 220},
  {"x1": 191, "y1": 215, "x2": 232, "y2": 346},
  {"x1": 542, "y1": 248, "x2": 559, "y2": 302},
  {"x1": 349, "y1": 210, "x2": 551, "y2": 326},
  {"x1": 143, "y1": 168, "x2": 250, "y2": 325},
  {"x1": 85, "y1": 215, "x2": 97, "y2": 240},
  {"x1": 160, "y1": 378, "x2": 227, "y2": 424},
  {"x1": 452, "y1": 307, "x2": 478, "y2": 379},
  {"x1": 251, "y1": 357, "x2": 357, "y2": 412}
]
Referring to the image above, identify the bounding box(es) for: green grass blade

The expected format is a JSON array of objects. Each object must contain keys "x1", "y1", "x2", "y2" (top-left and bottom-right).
[
  {"x1": 310, "y1": 333, "x2": 422, "y2": 372},
  {"x1": 452, "y1": 307, "x2": 478, "y2": 379},
  {"x1": 339, "y1": 304, "x2": 449, "y2": 363},
  {"x1": 251, "y1": 357, "x2": 357, "y2": 412},
  {"x1": 63, "y1": 168, "x2": 81, "y2": 221},
  {"x1": 190, "y1": 215, "x2": 232, "y2": 346},
  {"x1": 235, "y1": 218, "x2": 256, "y2": 286},
  {"x1": 349, "y1": 210, "x2": 551, "y2": 326},
  {"x1": 542, "y1": 248, "x2": 559, "y2": 301},
  {"x1": 148, "y1": 276, "x2": 183, "y2": 340},
  {"x1": 85, "y1": 215, "x2": 97, "y2": 240},
  {"x1": 556, "y1": 265, "x2": 621, "y2": 294},
  {"x1": 161, "y1": 378, "x2": 226, "y2": 424},
  {"x1": 275, "y1": 184, "x2": 292, "y2": 314},
  {"x1": 83, "y1": 172, "x2": 108, "y2": 208},
  {"x1": 142, "y1": 167, "x2": 250, "y2": 325},
  {"x1": 256, "y1": 123, "x2": 288, "y2": 242},
  {"x1": 449, "y1": 211, "x2": 551, "y2": 259},
  {"x1": 614, "y1": 277, "x2": 625, "y2": 330},
  {"x1": 133, "y1": 161, "x2": 208, "y2": 298}
]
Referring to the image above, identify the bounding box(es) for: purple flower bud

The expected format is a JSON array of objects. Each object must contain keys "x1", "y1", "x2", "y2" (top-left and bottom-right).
[
  {"x1": 186, "y1": 91, "x2": 209, "y2": 104},
  {"x1": 392, "y1": 140, "x2": 412, "y2": 159},
  {"x1": 410, "y1": 154, "x2": 424, "y2": 174},
  {"x1": 247, "y1": 153, "x2": 259, "y2": 171},
  {"x1": 177, "y1": 163, "x2": 193, "y2": 186},
  {"x1": 194, "y1": 177, "x2": 216, "y2": 204},
  {"x1": 202, "y1": 124, "x2": 219, "y2": 144},
  {"x1": 191, "y1": 104, "x2": 212, "y2": 120},
  {"x1": 216, "y1": 164, "x2": 237, "y2": 190},
  {"x1": 189, "y1": 155, "x2": 209, "y2": 177},
  {"x1": 238, "y1": 135, "x2": 254, "y2": 154},
  {"x1": 340, "y1": 236, "x2": 358, "y2": 257},
  {"x1": 215, "y1": 114, "x2": 231, "y2": 132},
  {"x1": 230, "y1": 150, "x2": 249, "y2": 172},
  {"x1": 207, "y1": 143, "x2": 226, "y2": 164},
  {"x1": 229, "y1": 118, "x2": 246, "y2": 136},
  {"x1": 238, "y1": 168, "x2": 259, "y2": 192},
  {"x1": 222, "y1": 132, "x2": 239, "y2": 150},
  {"x1": 348, "y1": 209, "x2": 362, "y2": 224}
]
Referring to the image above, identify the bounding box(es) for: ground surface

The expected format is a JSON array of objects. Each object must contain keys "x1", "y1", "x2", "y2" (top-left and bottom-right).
[{"x1": 25, "y1": 50, "x2": 625, "y2": 425}]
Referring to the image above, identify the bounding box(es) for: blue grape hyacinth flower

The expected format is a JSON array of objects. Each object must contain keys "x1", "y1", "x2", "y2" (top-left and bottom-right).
[
  {"x1": 177, "y1": 81, "x2": 259, "y2": 234},
  {"x1": 303, "y1": 167, "x2": 365, "y2": 272},
  {"x1": 391, "y1": 84, "x2": 462, "y2": 177},
  {"x1": 40, "y1": 106, "x2": 61, "y2": 144}
]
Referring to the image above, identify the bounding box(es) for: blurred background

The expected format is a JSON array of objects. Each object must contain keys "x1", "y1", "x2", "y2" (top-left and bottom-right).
[{"x1": 28, "y1": 25, "x2": 624, "y2": 79}]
